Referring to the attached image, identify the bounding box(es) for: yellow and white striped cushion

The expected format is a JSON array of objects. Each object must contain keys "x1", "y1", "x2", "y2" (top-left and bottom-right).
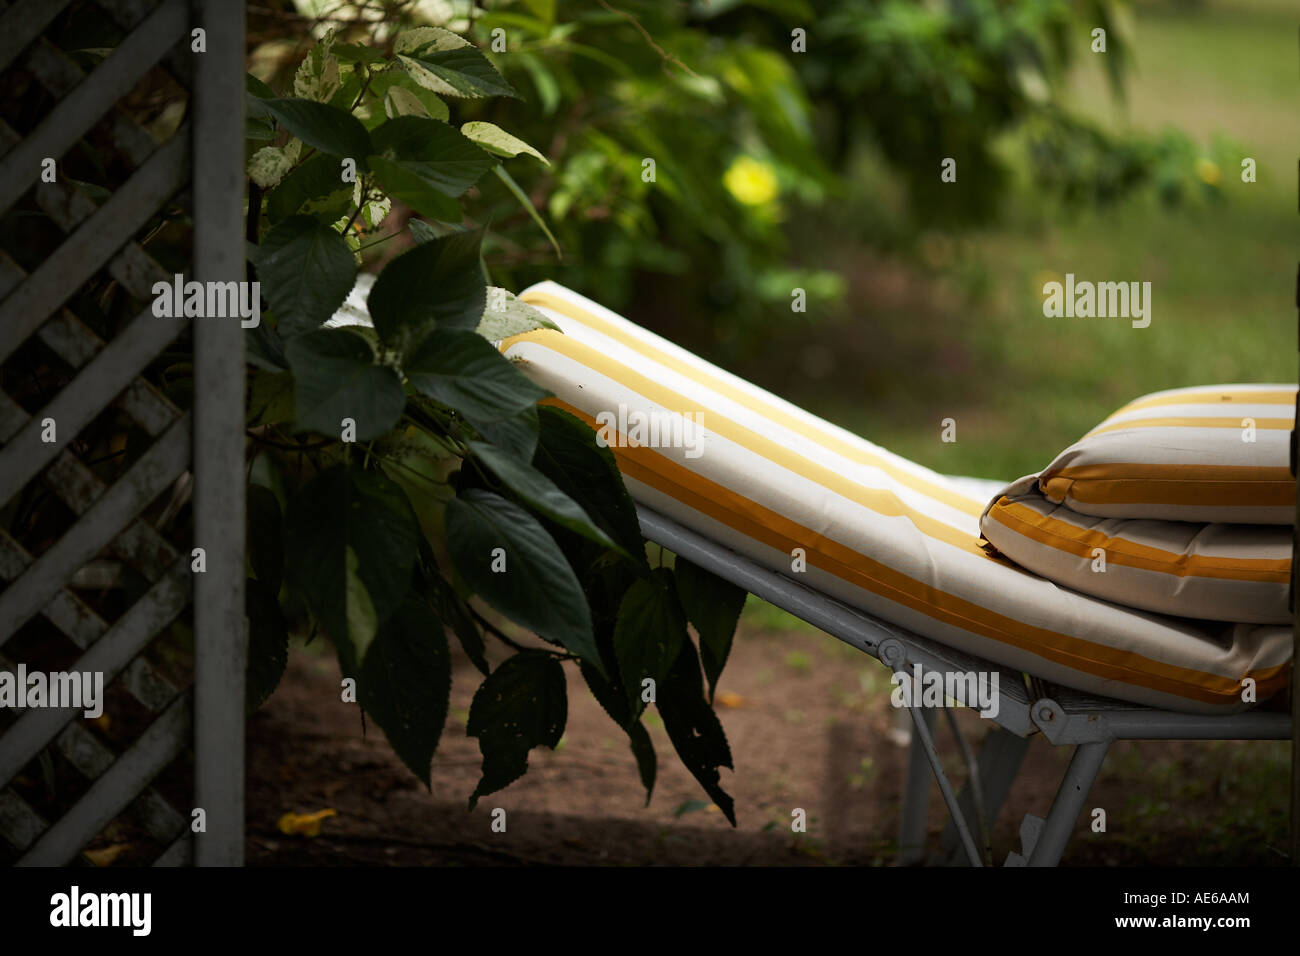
[
  {"x1": 504, "y1": 282, "x2": 1292, "y2": 714},
  {"x1": 982, "y1": 476, "x2": 1291, "y2": 625},
  {"x1": 1038, "y1": 384, "x2": 1297, "y2": 524}
]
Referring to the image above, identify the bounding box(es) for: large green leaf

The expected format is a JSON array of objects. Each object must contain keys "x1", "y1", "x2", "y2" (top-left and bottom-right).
[
  {"x1": 461, "y1": 122, "x2": 548, "y2": 164},
  {"x1": 477, "y1": 287, "x2": 559, "y2": 342},
  {"x1": 246, "y1": 484, "x2": 284, "y2": 595},
  {"x1": 474, "y1": 406, "x2": 540, "y2": 463},
  {"x1": 427, "y1": 560, "x2": 489, "y2": 676},
  {"x1": 657, "y1": 639, "x2": 736, "y2": 825},
  {"x1": 284, "y1": 329, "x2": 405, "y2": 441},
  {"x1": 445, "y1": 489, "x2": 600, "y2": 670},
  {"x1": 613, "y1": 569, "x2": 688, "y2": 719},
  {"x1": 398, "y1": 47, "x2": 518, "y2": 100},
  {"x1": 251, "y1": 216, "x2": 357, "y2": 338},
  {"x1": 466, "y1": 651, "x2": 566, "y2": 808},
  {"x1": 359, "y1": 598, "x2": 452, "y2": 788},
  {"x1": 368, "y1": 155, "x2": 463, "y2": 222},
  {"x1": 284, "y1": 465, "x2": 421, "y2": 668},
  {"x1": 266, "y1": 153, "x2": 354, "y2": 224},
  {"x1": 245, "y1": 577, "x2": 288, "y2": 715},
  {"x1": 405, "y1": 329, "x2": 548, "y2": 424},
  {"x1": 533, "y1": 405, "x2": 647, "y2": 568},
  {"x1": 263, "y1": 97, "x2": 372, "y2": 162},
  {"x1": 580, "y1": 661, "x2": 655, "y2": 803},
  {"x1": 674, "y1": 556, "x2": 747, "y2": 704},
  {"x1": 371, "y1": 116, "x2": 497, "y2": 197},
  {"x1": 468, "y1": 440, "x2": 619, "y2": 553},
  {"x1": 370, "y1": 70, "x2": 450, "y2": 120},
  {"x1": 365, "y1": 230, "x2": 485, "y2": 352}
]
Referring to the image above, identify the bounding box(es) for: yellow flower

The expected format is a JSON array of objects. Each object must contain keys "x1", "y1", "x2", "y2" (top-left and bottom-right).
[
  {"x1": 723, "y1": 156, "x2": 779, "y2": 206},
  {"x1": 1195, "y1": 158, "x2": 1221, "y2": 186}
]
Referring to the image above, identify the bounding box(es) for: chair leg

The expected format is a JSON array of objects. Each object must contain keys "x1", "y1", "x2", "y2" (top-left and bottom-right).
[
  {"x1": 902, "y1": 703, "x2": 985, "y2": 866},
  {"x1": 898, "y1": 707, "x2": 936, "y2": 864},
  {"x1": 1026, "y1": 740, "x2": 1109, "y2": 867},
  {"x1": 939, "y1": 726, "x2": 1030, "y2": 865}
]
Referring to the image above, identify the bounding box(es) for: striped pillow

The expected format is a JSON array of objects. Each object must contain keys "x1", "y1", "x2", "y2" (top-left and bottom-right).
[
  {"x1": 1037, "y1": 384, "x2": 1297, "y2": 525},
  {"x1": 981, "y1": 476, "x2": 1292, "y2": 624}
]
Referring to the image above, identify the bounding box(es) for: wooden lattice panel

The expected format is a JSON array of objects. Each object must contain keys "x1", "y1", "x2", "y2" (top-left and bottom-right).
[{"x1": 0, "y1": 0, "x2": 243, "y2": 866}]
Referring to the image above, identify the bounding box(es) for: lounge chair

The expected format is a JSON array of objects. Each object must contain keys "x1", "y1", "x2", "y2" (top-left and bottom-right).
[{"x1": 501, "y1": 281, "x2": 1294, "y2": 867}]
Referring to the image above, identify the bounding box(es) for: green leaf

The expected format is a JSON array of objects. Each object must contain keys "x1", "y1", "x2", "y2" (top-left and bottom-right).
[
  {"x1": 246, "y1": 72, "x2": 275, "y2": 101},
  {"x1": 366, "y1": 230, "x2": 485, "y2": 351},
  {"x1": 409, "y1": 218, "x2": 439, "y2": 243},
  {"x1": 284, "y1": 465, "x2": 420, "y2": 670},
  {"x1": 246, "y1": 368, "x2": 295, "y2": 426},
  {"x1": 657, "y1": 638, "x2": 736, "y2": 825},
  {"x1": 285, "y1": 329, "x2": 405, "y2": 441},
  {"x1": 370, "y1": 70, "x2": 450, "y2": 121},
  {"x1": 533, "y1": 405, "x2": 647, "y2": 568},
  {"x1": 468, "y1": 440, "x2": 619, "y2": 553},
  {"x1": 398, "y1": 47, "x2": 518, "y2": 100},
  {"x1": 263, "y1": 97, "x2": 372, "y2": 162},
  {"x1": 494, "y1": 164, "x2": 561, "y2": 258},
  {"x1": 466, "y1": 651, "x2": 566, "y2": 808},
  {"x1": 475, "y1": 406, "x2": 540, "y2": 462},
  {"x1": 332, "y1": 41, "x2": 388, "y2": 65},
  {"x1": 370, "y1": 116, "x2": 496, "y2": 197},
  {"x1": 477, "y1": 287, "x2": 559, "y2": 342},
  {"x1": 248, "y1": 141, "x2": 301, "y2": 189},
  {"x1": 405, "y1": 329, "x2": 548, "y2": 424},
  {"x1": 446, "y1": 490, "x2": 601, "y2": 671},
  {"x1": 245, "y1": 577, "x2": 288, "y2": 714},
  {"x1": 461, "y1": 122, "x2": 548, "y2": 164},
  {"x1": 359, "y1": 598, "x2": 452, "y2": 788},
  {"x1": 580, "y1": 661, "x2": 655, "y2": 803},
  {"x1": 428, "y1": 567, "x2": 489, "y2": 676},
  {"x1": 394, "y1": 26, "x2": 469, "y2": 55},
  {"x1": 251, "y1": 216, "x2": 357, "y2": 338},
  {"x1": 266, "y1": 153, "x2": 354, "y2": 224},
  {"x1": 247, "y1": 484, "x2": 284, "y2": 595},
  {"x1": 613, "y1": 569, "x2": 688, "y2": 719},
  {"x1": 368, "y1": 155, "x2": 464, "y2": 222},
  {"x1": 674, "y1": 557, "x2": 747, "y2": 704}
]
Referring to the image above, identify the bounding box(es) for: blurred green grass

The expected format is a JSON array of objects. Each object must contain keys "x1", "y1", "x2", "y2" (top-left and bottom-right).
[{"x1": 769, "y1": 0, "x2": 1298, "y2": 483}]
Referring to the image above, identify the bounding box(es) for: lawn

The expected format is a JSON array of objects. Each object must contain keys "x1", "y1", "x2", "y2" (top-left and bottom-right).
[{"x1": 755, "y1": 0, "x2": 1298, "y2": 484}]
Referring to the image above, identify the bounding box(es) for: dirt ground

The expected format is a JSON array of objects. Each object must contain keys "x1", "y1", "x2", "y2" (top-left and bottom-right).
[{"x1": 246, "y1": 611, "x2": 1292, "y2": 867}]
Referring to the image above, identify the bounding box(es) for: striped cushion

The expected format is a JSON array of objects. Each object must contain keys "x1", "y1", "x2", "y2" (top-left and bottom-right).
[
  {"x1": 982, "y1": 476, "x2": 1291, "y2": 625},
  {"x1": 1037, "y1": 384, "x2": 1297, "y2": 524},
  {"x1": 505, "y1": 282, "x2": 1291, "y2": 714}
]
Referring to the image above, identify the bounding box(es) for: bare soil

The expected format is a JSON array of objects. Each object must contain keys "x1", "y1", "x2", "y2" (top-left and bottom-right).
[{"x1": 246, "y1": 617, "x2": 1291, "y2": 867}]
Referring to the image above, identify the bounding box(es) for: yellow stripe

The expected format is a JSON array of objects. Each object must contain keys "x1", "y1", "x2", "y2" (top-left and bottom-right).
[
  {"x1": 544, "y1": 398, "x2": 1287, "y2": 705},
  {"x1": 1086, "y1": 416, "x2": 1292, "y2": 438},
  {"x1": 520, "y1": 289, "x2": 985, "y2": 517},
  {"x1": 987, "y1": 499, "x2": 1290, "y2": 583},
  {"x1": 1042, "y1": 463, "x2": 1295, "y2": 509},
  {"x1": 509, "y1": 332, "x2": 985, "y2": 554},
  {"x1": 1117, "y1": 387, "x2": 1296, "y2": 415}
]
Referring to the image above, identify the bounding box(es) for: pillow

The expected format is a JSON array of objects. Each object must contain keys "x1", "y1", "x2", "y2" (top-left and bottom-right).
[
  {"x1": 981, "y1": 476, "x2": 1291, "y2": 624},
  {"x1": 1036, "y1": 384, "x2": 1296, "y2": 525}
]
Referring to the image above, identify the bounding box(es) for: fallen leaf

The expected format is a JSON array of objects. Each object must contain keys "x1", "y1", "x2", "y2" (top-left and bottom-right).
[
  {"x1": 84, "y1": 843, "x2": 130, "y2": 866},
  {"x1": 716, "y1": 691, "x2": 748, "y2": 709},
  {"x1": 277, "y1": 808, "x2": 338, "y2": 837}
]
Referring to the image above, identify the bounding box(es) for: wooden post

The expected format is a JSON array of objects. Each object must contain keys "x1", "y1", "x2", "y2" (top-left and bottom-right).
[{"x1": 192, "y1": 0, "x2": 247, "y2": 866}]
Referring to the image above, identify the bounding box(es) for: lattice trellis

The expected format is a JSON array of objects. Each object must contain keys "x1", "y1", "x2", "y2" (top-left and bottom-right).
[{"x1": 0, "y1": 0, "x2": 245, "y2": 866}]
